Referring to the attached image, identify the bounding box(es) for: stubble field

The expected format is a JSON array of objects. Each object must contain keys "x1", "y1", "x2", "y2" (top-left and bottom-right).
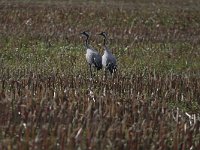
[{"x1": 0, "y1": 0, "x2": 200, "y2": 149}]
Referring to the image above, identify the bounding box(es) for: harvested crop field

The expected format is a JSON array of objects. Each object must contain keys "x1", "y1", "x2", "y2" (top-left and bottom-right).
[{"x1": 0, "y1": 0, "x2": 200, "y2": 149}]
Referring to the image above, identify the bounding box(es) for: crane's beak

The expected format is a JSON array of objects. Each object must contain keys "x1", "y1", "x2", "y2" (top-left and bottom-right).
[
  {"x1": 97, "y1": 33, "x2": 103, "y2": 36},
  {"x1": 80, "y1": 31, "x2": 89, "y2": 36}
]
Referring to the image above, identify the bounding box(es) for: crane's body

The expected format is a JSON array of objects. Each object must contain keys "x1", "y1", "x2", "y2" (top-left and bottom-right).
[
  {"x1": 86, "y1": 47, "x2": 102, "y2": 70},
  {"x1": 99, "y1": 32, "x2": 117, "y2": 75},
  {"x1": 102, "y1": 46, "x2": 117, "y2": 74},
  {"x1": 81, "y1": 31, "x2": 102, "y2": 78}
]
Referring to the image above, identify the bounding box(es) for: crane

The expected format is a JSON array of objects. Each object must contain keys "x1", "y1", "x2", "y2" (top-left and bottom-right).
[
  {"x1": 98, "y1": 32, "x2": 117, "y2": 77},
  {"x1": 80, "y1": 31, "x2": 102, "y2": 78}
]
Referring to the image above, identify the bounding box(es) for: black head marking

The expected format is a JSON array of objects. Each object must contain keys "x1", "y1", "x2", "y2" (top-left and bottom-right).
[
  {"x1": 98, "y1": 32, "x2": 107, "y2": 38},
  {"x1": 80, "y1": 31, "x2": 89, "y2": 37}
]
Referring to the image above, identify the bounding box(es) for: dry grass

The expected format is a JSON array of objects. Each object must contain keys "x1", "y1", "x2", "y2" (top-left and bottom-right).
[{"x1": 0, "y1": 1, "x2": 200, "y2": 149}]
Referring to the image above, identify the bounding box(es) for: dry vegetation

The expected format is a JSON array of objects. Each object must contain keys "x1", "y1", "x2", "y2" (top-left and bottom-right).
[{"x1": 0, "y1": 0, "x2": 200, "y2": 149}]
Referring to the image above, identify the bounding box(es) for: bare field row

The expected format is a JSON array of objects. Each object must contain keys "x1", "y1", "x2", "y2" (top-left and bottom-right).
[
  {"x1": 0, "y1": 1, "x2": 200, "y2": 46},
  {"x1": 0, "y1": 69, "x2": 200, "y2": 149}
]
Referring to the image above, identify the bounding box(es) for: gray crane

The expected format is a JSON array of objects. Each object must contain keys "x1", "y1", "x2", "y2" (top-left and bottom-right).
[
  {"x1": 80, "y1": 31, "x2": 102, "y2": 78},
  {"x1": 98, "y1": 32, "x2": 117, "y2": 76}
]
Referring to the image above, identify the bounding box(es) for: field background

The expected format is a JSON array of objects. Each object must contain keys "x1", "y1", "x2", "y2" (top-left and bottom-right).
[{"x1": 0, "y1": 0, "x2": 200, "y2": 149}]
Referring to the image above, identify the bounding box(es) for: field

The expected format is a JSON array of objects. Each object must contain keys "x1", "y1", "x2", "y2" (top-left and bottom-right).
[{"x1": 0, "y1": 0, "x2": 200, "y2": 149}]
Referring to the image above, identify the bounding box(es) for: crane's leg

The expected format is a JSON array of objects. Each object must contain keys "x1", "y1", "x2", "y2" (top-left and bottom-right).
[
  {"x1": 95, "y1": 69, "x2": 98, "y2": 78},
  {"x1": 89, "y1": 64, "x2": 93, "y2": 79},
  {"x1": 111, "y1": 67, "x2": 115, "y2": 79},
  {"x1": 103, "y1": 68, "x2": 107, "y2": 81},
  {"x1": 96, "y1": 67, "x2": 100, "y2": 78}
]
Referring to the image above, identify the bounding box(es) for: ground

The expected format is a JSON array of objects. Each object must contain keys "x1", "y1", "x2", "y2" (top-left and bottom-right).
[{"x1": 0, "y1": 0, "x2": 200, "y2": 149}]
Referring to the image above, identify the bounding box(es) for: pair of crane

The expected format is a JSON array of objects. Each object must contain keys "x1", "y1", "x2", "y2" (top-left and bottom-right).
[{"x1": 81, "y1": 31, "x2": 117, "y2": 79}]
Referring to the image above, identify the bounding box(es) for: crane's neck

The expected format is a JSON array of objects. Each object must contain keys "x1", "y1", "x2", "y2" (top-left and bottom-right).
[
  {"x1": 103, "y1": 37, "x2": 109, "y2": 51},
  {"x1": 84, "y1": 36, "x2": 89, "y2": 48},
  {"x1": 103, "y1": 38, "x2": 107, "y2": 46}
]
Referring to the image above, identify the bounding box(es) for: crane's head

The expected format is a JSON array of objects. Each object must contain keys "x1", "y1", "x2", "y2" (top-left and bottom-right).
[
  {"x1": 98, "y1": 32, "x2": 107, "y2": 38},
  {"x1": 80, "y1": 31, "x2": 89, "y2": 38}
]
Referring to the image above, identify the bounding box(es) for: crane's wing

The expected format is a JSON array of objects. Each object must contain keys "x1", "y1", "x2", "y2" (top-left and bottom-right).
[
  {"x1": 106, "y1": 56, "x2": 117, "y2": 73},
  {"x1": 93, "y1": 54, "x2": 102, "y2": 70}
]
